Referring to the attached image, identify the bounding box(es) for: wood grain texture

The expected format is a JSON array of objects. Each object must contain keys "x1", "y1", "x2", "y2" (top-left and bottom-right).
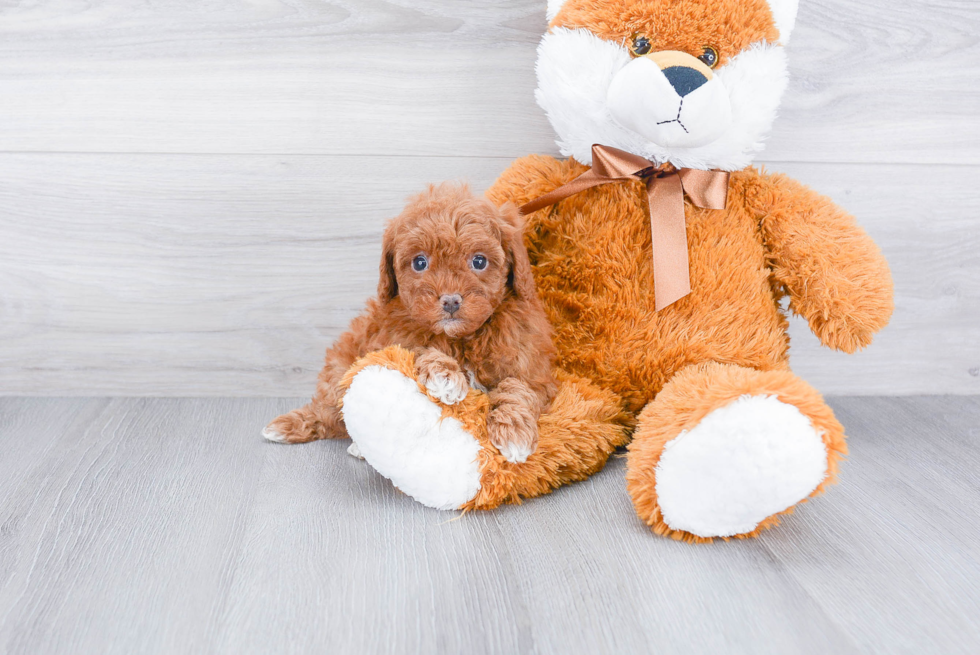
[
  {"x1": 1, "y1": 154, "x2": 976, "y2": 396},
  {"x1": 1, "y1": 0, "x2": 978, "y2": 395},
  {"x1": 0, "y1": 397, "x2": 277, "y2": 654},
  {"x1": 0, "y1": 396, "x2": 978, "y2": 654},
  {"x1": 759, "y1": 395, "x2": 980, "y2": 653},
  {"x1": 0, "y1": 1, "x2": 976, "y2": 163}
]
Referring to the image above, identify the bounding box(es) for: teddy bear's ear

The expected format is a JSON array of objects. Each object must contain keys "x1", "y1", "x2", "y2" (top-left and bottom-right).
[
  {"x1": 545, "y1": 0, "x2": 567, "y2": 23},
  {"x1": 766, "y1": 0, "x2": 799, "y2": 45}
]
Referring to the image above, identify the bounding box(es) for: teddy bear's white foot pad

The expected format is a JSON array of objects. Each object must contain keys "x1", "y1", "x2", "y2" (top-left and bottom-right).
[
  {"x1": 655, "y1": 395, "x2": 828, "y2": 538},
  {"x1": 342, "y1": 365, "x2": 482, "y2": 510}
]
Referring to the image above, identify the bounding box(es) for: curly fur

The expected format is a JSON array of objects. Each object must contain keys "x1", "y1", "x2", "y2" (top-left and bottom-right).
[{"x1": 265, "y1": 183, "x2": 558, "y2": 460}]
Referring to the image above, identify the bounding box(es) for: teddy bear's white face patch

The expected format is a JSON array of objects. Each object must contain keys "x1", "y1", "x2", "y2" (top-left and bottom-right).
[
  {"x1": 606, "y1": 54, "x2": 733, "y2": 148},
  {"x1": 535, "y1": 27, "x2": 789, "y2": 171}
]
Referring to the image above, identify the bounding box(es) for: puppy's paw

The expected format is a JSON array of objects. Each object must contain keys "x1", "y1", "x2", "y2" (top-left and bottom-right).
[
  {"x1": 416, "y1": 349, "x2": 469, "y2": 405},
  {"x1": 262, "y1": 408, "x2": 330, "y2": 444},
  {"x1": 423, "y1": 370, "x2": 469, "y2": 405},
  {"x1": 487, "y1": 412, "x2": 538, "y2": 464},
  {"x1": 262, "y1": 425, "x2": 288, "y2": 443},
  {"x1": 496, "y1": 439, "x2": 536, "y2": 464},
  {"x1": 347, "y1": 441, "x2": 365, "y2": 459}
]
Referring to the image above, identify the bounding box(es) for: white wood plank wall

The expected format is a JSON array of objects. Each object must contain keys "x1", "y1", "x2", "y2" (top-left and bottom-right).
[{"x1": 0, "y1": 1, "x2": 977, "y2": 396}]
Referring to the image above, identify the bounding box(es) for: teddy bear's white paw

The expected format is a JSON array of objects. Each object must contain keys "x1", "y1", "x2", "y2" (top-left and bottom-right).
[
  {"x1": 342, "y1": 365, "x2": 482, "y2": 510},
  {"x1": 424, "y1": 371, "x2": 468, "y2": 405},
  {"x1": 655, "y1": 395, "x2": 828, "y2": 538},
  {"x1": 347, "y1": 441, "x2": 365, "y2": 459}
]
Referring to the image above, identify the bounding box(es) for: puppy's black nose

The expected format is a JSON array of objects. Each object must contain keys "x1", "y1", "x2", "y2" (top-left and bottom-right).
[
  {"x1": 662, "y1": 66, "x2": 707, "y2": 97},
  {"x1": 440, "y1": 294, "x2": 462, "y2": 316}
]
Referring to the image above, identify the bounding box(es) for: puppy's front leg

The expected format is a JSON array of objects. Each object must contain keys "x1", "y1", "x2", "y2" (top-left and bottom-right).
[
  {"x1": 487, "y1": 378, "x2": 540, "y2": 464},
  {"x1": 415, "y1": 348, "x2": 469, "y2": 405}
]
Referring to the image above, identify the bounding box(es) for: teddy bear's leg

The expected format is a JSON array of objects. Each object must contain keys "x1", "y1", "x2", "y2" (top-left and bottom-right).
[
  {"x1": 626, "y1": 362, "x2": 847, "y2": 542},
  {"x1": 339, "y1": 348, "x2": 485, "y2": 510}
]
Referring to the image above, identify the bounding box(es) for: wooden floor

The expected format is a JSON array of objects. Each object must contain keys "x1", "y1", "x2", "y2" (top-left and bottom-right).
[{"x1": 0, "y1": 396, "x2": 977, "y2": 654}]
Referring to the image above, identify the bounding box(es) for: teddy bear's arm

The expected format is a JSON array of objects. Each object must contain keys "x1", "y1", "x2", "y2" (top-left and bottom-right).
[
  {"x1": 486, "y1": 155, "x2": 579, "y2": 207},
  {"x1": 485, "y1": 155, "x2": 587, "y2": 231},
  {"x1": 753, "y1": 171, "x2": 894, "y2": 353}
]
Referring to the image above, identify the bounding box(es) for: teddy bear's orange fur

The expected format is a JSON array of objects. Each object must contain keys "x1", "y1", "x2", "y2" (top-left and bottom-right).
[
  {"x1": 556, "y1": 0, "x2": 779, "y2": 68},
  {"x1": 486, "y1": 157, "x2": 892, "y2": 540},
  {"x1": 488, "y1": 159, "x2": 893, "y2": 411}
]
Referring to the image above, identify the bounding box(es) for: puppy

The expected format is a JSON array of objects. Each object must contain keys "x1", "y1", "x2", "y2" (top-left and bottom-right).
[{"x1": 263, "y1": 183, "x2": 557, "y2": 463}]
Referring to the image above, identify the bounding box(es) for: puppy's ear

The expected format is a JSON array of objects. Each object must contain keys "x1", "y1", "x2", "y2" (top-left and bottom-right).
[
  {"x1": 498, "y1": 202, "x2": 537, "y2": 301},
  {"x1": 377, "y1": 221, "x2": 398, "y2": 302}
]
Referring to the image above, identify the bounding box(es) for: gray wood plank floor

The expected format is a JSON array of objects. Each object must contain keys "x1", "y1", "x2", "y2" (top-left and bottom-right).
[{"x1": 1, "y1": 396, "x2": 978, "y2": 654}]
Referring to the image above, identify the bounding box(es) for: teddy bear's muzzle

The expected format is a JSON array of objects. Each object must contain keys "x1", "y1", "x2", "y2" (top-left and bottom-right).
[{"x1": 606, "y1": 50, "x2": 733, "y2": 149}]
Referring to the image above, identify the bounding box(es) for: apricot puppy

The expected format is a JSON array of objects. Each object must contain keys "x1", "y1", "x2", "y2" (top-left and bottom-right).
[{"x1": 263, "y1": 183, "x2": 557, "y2": 463}]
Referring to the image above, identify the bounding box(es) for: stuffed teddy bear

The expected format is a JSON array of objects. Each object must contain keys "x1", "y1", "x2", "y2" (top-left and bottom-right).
[{"x1": 338, "y1": 0, "x2": 893, "y2": 542}]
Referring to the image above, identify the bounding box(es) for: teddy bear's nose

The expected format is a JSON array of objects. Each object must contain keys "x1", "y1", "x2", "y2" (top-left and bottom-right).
[
  {"x1": 440, "y1": 294, "x2": 462, "y2": 315},
  {"x1": 641, "y1": 50, "x2": 715, "y2": 98},
  {"x1": 661, "y1": 66, "x2": 708, "y2": 97}
]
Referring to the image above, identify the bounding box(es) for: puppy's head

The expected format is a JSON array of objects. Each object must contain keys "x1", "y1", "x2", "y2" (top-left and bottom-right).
[{"x1": 378, "y1": 183, "x2": 536, "y2": 339}]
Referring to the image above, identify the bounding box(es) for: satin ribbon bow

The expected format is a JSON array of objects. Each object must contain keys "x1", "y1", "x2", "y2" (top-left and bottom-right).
[{"x1": 519, "y1": 144, "x2": 730, "y2": 311}]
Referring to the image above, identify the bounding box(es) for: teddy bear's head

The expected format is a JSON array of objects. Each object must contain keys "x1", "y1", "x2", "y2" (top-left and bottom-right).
[{"x1": 538, "y1": 0, "x2": 797, "y2": 171}]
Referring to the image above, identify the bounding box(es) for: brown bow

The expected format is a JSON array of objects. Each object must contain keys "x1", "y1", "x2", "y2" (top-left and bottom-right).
[{"x1": 519, "y1": 144, "x2": 729, "y2": 311}]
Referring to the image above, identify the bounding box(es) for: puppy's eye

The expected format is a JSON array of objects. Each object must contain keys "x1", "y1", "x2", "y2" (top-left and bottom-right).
[
  {"x1": 412, "y1": 254, "x2": 428, "y2": 272},
  {"x1": 471, "y1": 254, "x2": 488, "y2": 271},
  {"x1": 698, "y1": 46, "x2": 719, "y2": 68},
  {"x1": 630, "y1": 34, "x2": 652, "y2": 57}
]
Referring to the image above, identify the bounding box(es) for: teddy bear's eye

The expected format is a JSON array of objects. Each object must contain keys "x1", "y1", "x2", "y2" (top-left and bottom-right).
[
  {"x1": 412, "y1": 254, "x2": 428, "y2": 272},
  {"x1": 471, "y1": 254, "x2": 488, "y2": 271},
  {"x1": 630, "y1": 35, "x2": 652, "y2": 57},
  {"x1": 698, "y1": 46, "x2": 719, "y2": 68}
]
